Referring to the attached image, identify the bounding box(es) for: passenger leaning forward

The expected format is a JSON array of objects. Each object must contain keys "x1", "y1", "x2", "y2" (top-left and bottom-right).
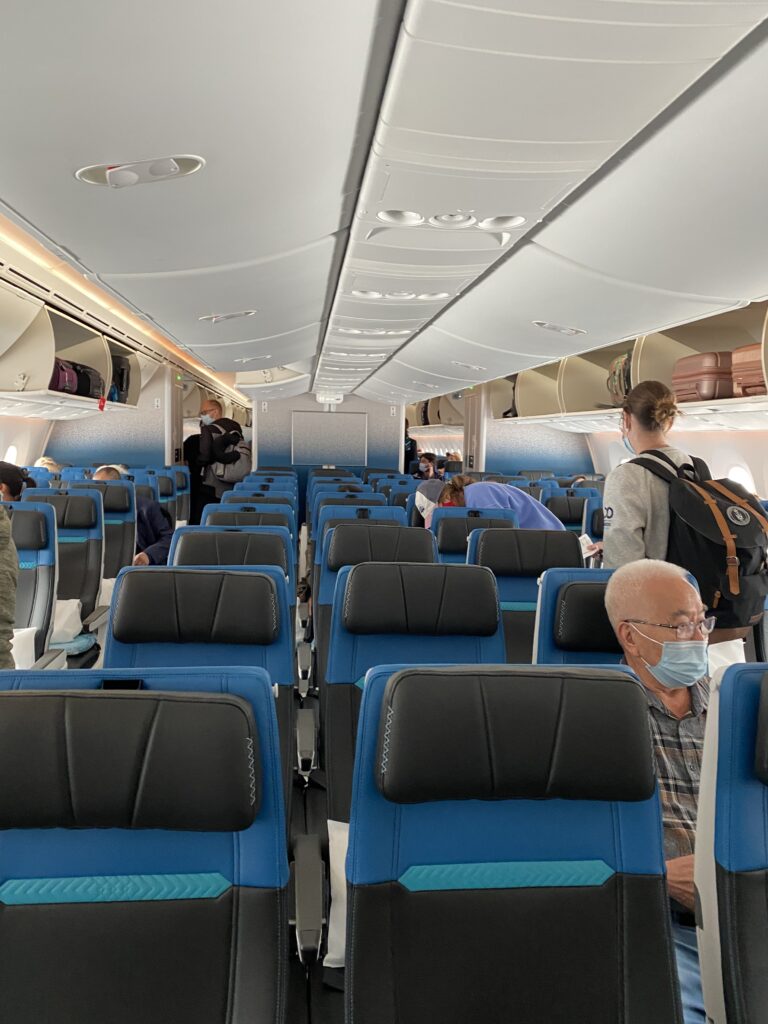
[{"x1": 606, "y1": 559, "x2": 713, "y2": 1024}]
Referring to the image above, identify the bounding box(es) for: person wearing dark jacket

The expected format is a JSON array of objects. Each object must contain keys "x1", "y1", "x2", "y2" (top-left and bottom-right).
[
  {"x1": 94, "y1": 466, "x2": 173, "y2": 565},
  {"x1": 198, "y1": 399, "x2": 244, "y2": 498}
]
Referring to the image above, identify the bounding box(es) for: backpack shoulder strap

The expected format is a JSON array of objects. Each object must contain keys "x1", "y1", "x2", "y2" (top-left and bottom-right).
[{"x1": 629, "y1": 454, "x2": 677, "y2": 484}]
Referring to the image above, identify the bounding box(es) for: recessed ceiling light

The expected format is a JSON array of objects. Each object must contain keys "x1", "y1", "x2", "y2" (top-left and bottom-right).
[
  {"x1": 532, "y1": 321, "x2": 587, "y2": 337},
  {"x1": 76, "y1": 155, "x2": 205, "y2": 188},
  {"x1": 198, "y1": 310, "x2": 258, "y2": 324},
  {"x1": 417, "y1": 292, "x2": 451, "y2": 301},
  {"x1": 412, "y1": 381, "x2": 440, "y2": 390},
  {"x1": 232, "y1": 354, "x2": 272, "y2": 364},
  {"x1": 451, "y1": 360, "x2": 486, "y2": 371},
  {"x1": 429, "y1": 213, "x2": 476, "y2": 229},
  {"x1": 477, "y1": 215, "x2": 526, "y2": 230},
  {"x1": 386, "y1": 330, "x2": 412, "y2": 336},
  {"x1": 336, "y1": 327, "x2": 363, "y2": 335},
  {"x1": 351, "y1": 289, "x2": 383, "y2": 299},
  {"x1": 376, "y1": 210, "x2": 424, "y2": 226},
  {"x1": 385, "y1": 291, "x2": 416, "y2": 300}
]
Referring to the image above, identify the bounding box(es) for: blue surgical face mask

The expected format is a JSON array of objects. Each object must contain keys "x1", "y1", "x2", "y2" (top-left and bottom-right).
[
  {"x1": 200, "y1": 414, "x2": 214, "y2": 426},
  {"x1": 419, "y1": 463, "x2": 429, "y2": 473},
  {"x1": 622, "y1": 432, "x2": 636, "y2": 455},
  {"x1": 630, "y1": 626, "x2": 708, "y2": 688}
]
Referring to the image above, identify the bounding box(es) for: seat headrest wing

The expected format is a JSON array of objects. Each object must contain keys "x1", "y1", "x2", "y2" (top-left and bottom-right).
[
  {"x1": 477, "y1": 529, "x2": 583, "y2": 575},
  {"x1": 753, "y1": 674, "x2": 768, "y2": 784},
  {"x1": 343, "y1": 563, "x2": 498, "y2": 635},
  {"x1": 328, "y1": 524, "x2": 435, "y2": 571},
  {"x1": 554, "y1": 582, "x2": 621, "y2": 653},
  {"x1": 112, "y1": 569, "x2": 279, "y2": 645},
  {"x1": 38, "y1": 494, "x2": 97, "y2": 529},
  {"x1": 376, "y1": 668, "x2": 654, "y2": 804},
  {"x1": 0, "y1": 691, "x2": 259, "y2": 829},
  {"x1": 9, "y1": 509, "x2": 48, "y2": 550}
]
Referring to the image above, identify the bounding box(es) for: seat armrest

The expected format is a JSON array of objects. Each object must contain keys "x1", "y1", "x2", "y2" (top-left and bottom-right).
[
  {"x1": 82, "y1": 605, "x2": 110, "y2": 632},
  {"x1": 296, "y1": 707, "x2": 317, "y2": 778},
  {"x1": 31, "y1": 649, "x2": 68, "y2": 670},
  {"x1": 291, "y1": 833, "x2": 326, "y2": 964}
]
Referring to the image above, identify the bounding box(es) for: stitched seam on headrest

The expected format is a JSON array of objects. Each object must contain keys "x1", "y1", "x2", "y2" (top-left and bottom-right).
[
  {"x1": 381, "y1": 704, "x2": 394, "y2": 775},
  {"x1": 246, "y1": 736, "x2": 256, "y2": 805}
]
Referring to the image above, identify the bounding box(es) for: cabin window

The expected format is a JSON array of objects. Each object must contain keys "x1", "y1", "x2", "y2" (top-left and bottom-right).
[
  {"x1": 2, "y1": 445, "x2": 18, "y2": 464},
  {"x1": 727, "y1": 464, "x2": 755, "y2": 492}
]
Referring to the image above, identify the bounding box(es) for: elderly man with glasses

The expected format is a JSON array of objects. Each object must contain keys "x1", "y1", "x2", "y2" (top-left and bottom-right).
[{"x1": 606, "y1": 559, "x2": 715, "y2": 1024}]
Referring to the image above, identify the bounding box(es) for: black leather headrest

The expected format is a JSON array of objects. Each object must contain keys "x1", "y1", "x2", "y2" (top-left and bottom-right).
[
  {"x1": 233, "y1": 495, "x2": 292, "y2": 507},
  {"x1": 135, "y1": 485, "x2": 154, "y2": 503},
  {"x1": 312, "y1": 469, "x2": 355, "y2": 478},
  {"x1": 443, "y1": 461, "x2": 463, "y2": 474},
  {"x1": 328, "y1": 525, "x2": 435, "y2": 571},
  {"x1": 35, "y1": 493, "x2": 97, "y2": 529},
  {"x1": 337, "y1": 484, "x2": 365, "y2": 493},
  {"x1": 208, "y1": 511, "x2": 290, "y2": 530},
  {"x1": 70, "y1": 481, "x2": 131, "y2": 514},
  {"x1": 476, "y1": 529, "x2": 583, "y2": 576},
  {"x1": 591, "y1": 509, "x2": 604, "y2": 536},
  {"x1": 9, "y1": 508, "x2": 48, "y2": 551},
  {"x1": 176, "y1": 471, "x2": 186, "y2": 489},
  {"x1": 545, "y1": 495, "x2": 586, "y2": 524},
  {"x1": 174, "y1": 532, "x2": 287, "y2": 573},
  {"x1": 321, "y1": 513, "x2": 397, "y2": 542},
  {"x1": 343, "y1": 563, "x2": 498, "y2": 636},
  {"x1": 376, "y1": 667, "x2": 654, "y2": 804},
  {"x1": 435, "y1": 516, "x2": 514, "y2": 555},
  {"x1": 554, "y1": 582, "x2": 621, "y2": 653},
  {"x1": 318, "y1": 496, "x2": 378, "y2": 512},
  {"x1": 392, "y1": 492, "x2": 409, "y2": 508},
  {"x1": 0, "y1": 691, "x2": 258, "y2": 829},
  {"x1": 157, "y1": 476, "x2": 173, "y2": 497},
  {"x1": 112, "y1": 570, "x2": 279, "y2": 645}
]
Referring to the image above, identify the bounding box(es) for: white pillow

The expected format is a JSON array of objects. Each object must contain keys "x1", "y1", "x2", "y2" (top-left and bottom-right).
[
  {"x1": 323, "y1": 819, "x2": 350, "y2": 969},
  {"x1": 51, "y1": 599, "x2": 82, "y2": 643}
]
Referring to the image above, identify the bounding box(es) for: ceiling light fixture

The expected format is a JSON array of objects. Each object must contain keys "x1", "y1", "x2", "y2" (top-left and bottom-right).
[
  {"x1": 451, "y1": 360, "x2": 486, "y2": 371},
  {"x1": 417, "y1": 292, "x2": 451, "y2": 301},
  {"x1": 232, "y1": 354, "x2": 272, "y2": 364},
  {"x1": 198, "y1": 310, "x2": 258, "y2": 324},
  {"x1": 385, "y1": 330, "x2": 412, "y2": 336},
  {"x1": 429, "y1": 213, "x2": 476, "y2": 229},
  {"x1": 376, "y1": 210, "x2": 424, "y2": 226},
  {"x1": 351, "y1": 289, "x2": 383, "y2": 299},
  {"x1": 385, "y1": 291, "x2": 416, "y2": 300},
  {"x1": 477, "y1": 215, "x2": 526, "y2": 230},
  {"x1": 76, "y1": 155, "x2": 205, "y2": 188},
  {"x1": 532, "y1": 321, "x2": 588, "y2": 337},
  {"x1": 412, "y1": 381, "x2": 440, "y2": 390},
  {"x1": 336, "y1": 327, "x2": 363, "y2": 335}
]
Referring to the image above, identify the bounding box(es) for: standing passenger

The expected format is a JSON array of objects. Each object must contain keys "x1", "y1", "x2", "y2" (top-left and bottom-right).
[{"x1": 435, "y1": 477, "x2": 566, "y2": 531}]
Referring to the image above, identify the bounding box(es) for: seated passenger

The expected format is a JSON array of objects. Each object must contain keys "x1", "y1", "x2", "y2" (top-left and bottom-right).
[
  {"x1": 34, "y1": 456, "x2": 61, "y2": 473},
  {"x1": 434, "y1": 476, "x2": 566, "y2": 531},
  {"x1": 0, "y1": 461, "x2": 28, "y2": 502},
  {"x1": 605, "y1": 559, "x2": 711, "y2": 1024},
  {"x1": 412, "y1": 452, "x2": 443, "y2": 481},
  {"x1": 94, "y1": 465, "x2": 173, "y2": 566}
]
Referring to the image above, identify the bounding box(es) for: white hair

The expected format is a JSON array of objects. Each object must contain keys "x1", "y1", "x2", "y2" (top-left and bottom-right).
[{"x1": 604, "y1": 559, "x2": 690, "y2": 630}]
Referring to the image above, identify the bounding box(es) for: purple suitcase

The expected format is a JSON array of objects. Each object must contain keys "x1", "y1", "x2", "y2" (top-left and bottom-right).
[{"x1": 48, "y1": 357, "x2": 79, "y2": 394}]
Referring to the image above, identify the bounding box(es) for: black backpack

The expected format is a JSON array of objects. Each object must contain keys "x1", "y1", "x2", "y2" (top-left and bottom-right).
[{"x1": 631, "y1": 450, "x2": 768, "y2": 629}]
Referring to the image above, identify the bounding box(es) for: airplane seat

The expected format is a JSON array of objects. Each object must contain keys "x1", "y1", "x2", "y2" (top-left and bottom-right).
[
  {"x1": 310, "y1": 494, "x2": 386, "y2": 544},
  {"x1": 512, "y1": 483, "x2": 543, "y2": 501},
  {"x1": 361, "y1": 467, "x2": 399, "y2": 483},
  {"x1": 68, "y1": 479, "x2": 136, "y2": 579},
  {"x1": 429, "y1": 508, "x2": 518, "y2": 563},
  {"x1": 201, "y1": 506, "x2": 294, "y2": 539},
  {"x1": 218, "y1": 501, "x2": 297, "y2": 540},
  {"x1": 223, "y1": 490, "x2": 296, "y2": 505},
  {"x1": 104, "y1": 565, "x2": 296, "y2": 819},
  {"x1": 325, "y1": 562, "x2": 504, "y2": 825},
  {"x1": 169, "y1": 525, "x2": 296, "y2": 600},
  {"x1": 467, "y1": 528, "x2": 584, "y2": 662},
  {"x1": 582, "y1": 497, "x2": 604, "y2": 541},
  {"x1": 22, "y1": 469, "x2": 52, "y2": 489},
  {"x1": 59, "y1": 467, "x2": 91, "y2": 481},
  {"x1": 518, "y1": 469, "x2": 555, "y2": 480},
  {"x1": 151, "y1": 471, "x2": 178, "y2": 527},
  {"x1": 310, "y1": 506, "x2": 407, "y2": 581},
  {"x1": 5, "y1": 502, "x2": 58, "y2": 668},
  {"x1": 172, "y1": 466, "x2": 191, "y2": 523},
  {"x1": 533, "y1": 567, "x2": 621, "y2": 665},
  {"x1": 695, "y1": 664, "x2": 768, "y2": 1024},
  {"x1": 405, "y1": 491, "x2": 423, "y2": 526},
  {"x1": 390, "y1": 489, "x2": 413, "y2": 509},
  {"x1": 346, "y1": 664, "x2": 682, "y2": 1024},
  {"x1": 544, "y1": 494, "x2": 588, "y2": 531},
  {"x1": 0, "y1": 667, "x2": 289, "y2": 1024}
]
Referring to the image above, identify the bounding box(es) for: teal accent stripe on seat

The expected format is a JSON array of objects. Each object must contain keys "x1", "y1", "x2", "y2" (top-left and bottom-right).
[
  {"x1": 0, "y1": 872, "x2": 231, "y2": 905},
  {"x1": 18, "y1": 561, "x2": 36, "y2": 570},
  {"x1": 398, "y1": 860, "x2": 614, "y2": 892},
  {"x1": 355, "y1": 675, "x2": 366, "y2": 689},
  {"x1": 104, "y1": 518, "x2": 124, "y2": 525},
  {"x1": 500, "y1": 601, "x2": 538, "y2": 612},
  {"x1": 59, "y1": 536, "x2": 87, "y2": 544}
]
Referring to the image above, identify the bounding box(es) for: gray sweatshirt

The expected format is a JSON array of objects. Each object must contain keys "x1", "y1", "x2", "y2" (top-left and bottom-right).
[{"x1": 602, "y1": 446, "x2": 692, "y2": 568}]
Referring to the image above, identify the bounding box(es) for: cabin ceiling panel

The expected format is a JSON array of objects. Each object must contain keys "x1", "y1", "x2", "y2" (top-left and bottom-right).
[
  {"x1": 535, "y1": 31, "x2": 768, "y2": 301},
  {"x1": 101, "y1": 238, "x2": 335, "y2": 345},
  {"x1": 189, "y1": 330, "x2": 323, "y2": 374},
  {"x1": 450, "y1": 1, "x2": 768, "y2": 28}
]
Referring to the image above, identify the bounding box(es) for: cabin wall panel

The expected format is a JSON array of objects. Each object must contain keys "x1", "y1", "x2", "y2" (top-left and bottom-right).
[
  {"x1": 0, "y1": 416, "x2": 52, "y2": 467},
  {"x1": 485, "y1": 420, "x2": 593, "y2": 475}
]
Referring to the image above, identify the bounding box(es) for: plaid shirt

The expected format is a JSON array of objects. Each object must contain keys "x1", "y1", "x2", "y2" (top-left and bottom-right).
[{"x1": 645, "y1": 679, "x2": 709, "y2": 861}]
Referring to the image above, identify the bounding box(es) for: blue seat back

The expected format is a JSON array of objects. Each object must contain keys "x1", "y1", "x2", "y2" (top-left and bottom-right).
[
  {"x1": 429, "y1": 507, "x2": 518, "y2": 563},
  {"x1": 21, "y1": 488, "x2": 104, "y2": 619},
  {"x1": 169, "y1": 525, "x2": 295, "y2": 595},
  {"x1": 104, "y1": 565, "x2": 294, "y2": 685},
  {"x1": 314, "y1": 506, "x2": 407, "y2": 567},
  {"x1": 4, "y1": 501, "x2": 57, "y2": 660},
  {"x1": 129, "y1": 469, "x2": 160, "y2": 503},
  {"x1": 582, "y1": 496, "x2": 604, "y2": 540},
  {"x1": 216, "y1": 500, "x2": 297, "y2": 540},
  {"x1": 22, "y1": 469, "x2": 52, "y2": 489},
  {"x1": 346, "y1": 663, "x2": 677, "y2": 1023},
  {"x1": 467, "y1": 528, "x2": 583, "y2": 609},
  {"x1": 66, "y1": 479, "x2": 136, "y2": 579},
  {"x1": 0, "y1": 666, "x2": 288, "y2": 1022},
  {"x1": 59, "y1": 467, "x2": 91, "y2": 481},
  {"x1": 533, "y1": 567, "x2": 620, "y2": 665}
]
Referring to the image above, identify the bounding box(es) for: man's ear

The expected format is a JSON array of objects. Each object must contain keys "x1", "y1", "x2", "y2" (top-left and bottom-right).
[{"x1": 616, "y1": 621, "x2": 640, "y2": 656}]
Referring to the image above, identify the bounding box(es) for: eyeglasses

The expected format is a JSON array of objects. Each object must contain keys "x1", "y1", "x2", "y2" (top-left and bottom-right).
[{"x1": 625, "y1": 617, "x2": 716, "y2": 641}]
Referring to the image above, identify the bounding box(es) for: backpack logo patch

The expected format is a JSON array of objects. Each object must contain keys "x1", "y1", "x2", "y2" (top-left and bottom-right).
[{"x1": 727, "y1": 505, "x2": 751, "y2": 527}]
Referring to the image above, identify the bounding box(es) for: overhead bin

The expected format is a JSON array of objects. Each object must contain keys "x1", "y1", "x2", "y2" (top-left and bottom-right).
[
  {"x1": 559, "y1": 342, "x2": 636, "y2": 415},
  {"x1": 0, "y1": 295, "x2": 141, "y2": 419},
  {"x1": 514, "y1": 363, "x2": 561, "y2": 418}
]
